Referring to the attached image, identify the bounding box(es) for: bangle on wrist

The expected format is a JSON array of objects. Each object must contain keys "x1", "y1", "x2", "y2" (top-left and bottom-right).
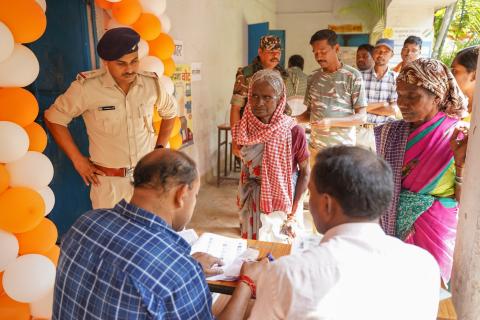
[{"x1": 238, "y1": 274, "x2": 256, "y2": 298}]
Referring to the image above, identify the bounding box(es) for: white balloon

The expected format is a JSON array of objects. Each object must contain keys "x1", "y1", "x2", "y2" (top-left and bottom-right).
[
  {"x1": 36, "y1": 186, "x2": 55, "y2": 216},
  {"x1": 140, "y1": 0, "x2": 166, "y2": 16},
  {"x1": 106, "y1": 18, "x2": 131, "y2": 30},
  {"x1": 138, "y1": 39, "x2": 149, "y2": 59},
  {"x1": 0, "y1": 121, "x2": 29, "y2": 163},
  {"x1": 0, "y1": 22, "x2": 14, "y2": 63},
  {"x1": 0, "y1": 230, "x2": 19, "y2": 272},
  {"x1": 30, "y1": 288, "x2": 54, "y2": 319},
  {"x1": 35, "y1": 0, "x2": 47, "y2": 12},
  {"x1": 0, "y1": 44, "x2": 39, "y2": 87},
  {"x1": 140, "y1": 56, "x2": 164, "y2": 76},
  {"x1": 158, "y1": 14, "x2": 171, "y2": 33},
  {"x1": 6, "y1": 151, "x2": 54, "y2": 189},
  {"x1": 159, "y1": 75, "x2": 174, "y2": 95},
  {"x1": 3, "y1": 254, "x2": 56, "y2": 303}
]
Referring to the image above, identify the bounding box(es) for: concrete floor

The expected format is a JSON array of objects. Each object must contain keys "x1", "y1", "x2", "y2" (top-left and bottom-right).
[{"x1": 187, "y1": 180, "x2": 241, "y2": 238}]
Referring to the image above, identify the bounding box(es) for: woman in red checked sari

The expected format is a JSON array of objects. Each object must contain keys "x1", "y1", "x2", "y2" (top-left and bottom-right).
[
  {"x1": 375, "y1": 58, "x2": 469, "y2": 284},
  {"x1": 232, "y1": 69, "x2": 310, "y2": 242}
]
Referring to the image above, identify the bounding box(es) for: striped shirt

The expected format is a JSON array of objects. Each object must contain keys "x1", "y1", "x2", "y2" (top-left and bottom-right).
[{"x1": 53, "y1": 200, "x2": 213, "y2": 320}]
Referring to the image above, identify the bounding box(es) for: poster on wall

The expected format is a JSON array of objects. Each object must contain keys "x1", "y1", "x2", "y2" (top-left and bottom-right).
[
  {"x1": 384, "y1": 27, "x2": 433, "y2": 67},
  {"x1": 171, "y1": 64, "x2": 194, "y2": 148}
]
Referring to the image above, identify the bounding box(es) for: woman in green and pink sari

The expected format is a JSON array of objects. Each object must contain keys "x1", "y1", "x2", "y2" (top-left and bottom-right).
[{"x1": 375, "y1": 58, "x2": 469, "y2": 284}]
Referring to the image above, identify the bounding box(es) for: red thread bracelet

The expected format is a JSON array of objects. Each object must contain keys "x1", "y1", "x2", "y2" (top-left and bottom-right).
[{"x1": 238, "y1": 274, "x2": 256, "y2": 298}]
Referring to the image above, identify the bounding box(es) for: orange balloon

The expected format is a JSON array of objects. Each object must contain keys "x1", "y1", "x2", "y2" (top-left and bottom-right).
[
  {"x1": 16, "y1": 218, "x2": 57, "y2": 255},
  {"x1": 44, "y1": 244, "x2": 60, "y2": 266},
  {"x1": 0, "y1": 88, "x2": 39, "y2": 127},
  {"x1": 0, "y1": 293, "x2": 30, "y2": 320},
  {"x1": 132, "y1": 13, "x2": 162, "y2": 41},
  {"x1": 0, "y1": 165, "x2": 8, "y2": 194},
  {"x1": 0, "y1": 187, "x2": 45, "y2": 234},
  {"x1": 0, "y1": 1, "x2": 46, "y2": 43},
  {"x1": 153, "y1": 109, "x2": 162, "y2": 135},
  {"x1": 149, "y1": 33, "x2": 175, "y2": 60},
  {"x1": 162, "y1": 58, "x2": 176, "y2": 77},
  {"x1": 24, "y1": 122, "x2": 47, "y2": 152},
  {"x1": 112, "y1": 0, "x2": 142, "y2": 25},
  {"x1": 170, "y1": 117, "x2": 181, "y2": 138},
  {"x1": 169, "y1": 133, "x2": 183, "y2": 150},
  {"x1": 94, "y1": 0, "x2": 113, "y2": 9}
]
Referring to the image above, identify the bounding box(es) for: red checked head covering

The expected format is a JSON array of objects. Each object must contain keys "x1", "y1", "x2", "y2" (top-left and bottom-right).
[{"x1": 232, "y1": 69, "x2": 296, "y2": 213}]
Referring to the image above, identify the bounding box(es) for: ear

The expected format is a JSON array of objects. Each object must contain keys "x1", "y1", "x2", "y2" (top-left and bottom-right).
[
  {"x1": 334, "y1": 44, "x2": 340, "y2": 53},
  {"x1": 471, "y1": 71, "x2": 476, "y2": 82},
  {"x1": 323, "y1": 193, "x2": 335, "y2": 221},
  {"x1": 258, "y1": 48, "x2": 262, "y2": 56},
  {"x1": 173, "y1": 184, "x2": 189, "y2": 209}
]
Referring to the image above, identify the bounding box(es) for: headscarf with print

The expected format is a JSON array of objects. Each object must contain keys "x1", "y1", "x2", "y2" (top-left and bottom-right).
[
  {"x1": 232, "y1": 69, "x2": 296, "y2": 214},
  {"x1": 397, "y1": 58, "x2": 468, "y2": 118}
]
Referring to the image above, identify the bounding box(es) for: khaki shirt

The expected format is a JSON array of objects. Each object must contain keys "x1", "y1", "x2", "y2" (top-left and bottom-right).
[{"x1": 44, "y1": 69, "x2": 176, "y2": 168}]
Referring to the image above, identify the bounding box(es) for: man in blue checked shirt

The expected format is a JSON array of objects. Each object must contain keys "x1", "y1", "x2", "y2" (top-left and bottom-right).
[{"x1": 53, "y1": 149, "x2": 265, "y2": 319}]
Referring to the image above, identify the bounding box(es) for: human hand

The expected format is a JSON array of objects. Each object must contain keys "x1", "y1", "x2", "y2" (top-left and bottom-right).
[
  {"x1": 72, "y1": 155, "x2": 105, "y2": 186},
  {"x1": 449, "y1": 126, "x2": 469, "y2": 167},
  {"x1": 191, "y1": 252, "x2": 225, "y2": 277},
  {"x1": 232, "y1": 141, "x2": 242, "y2": 157},
  {"x1": 239, "y1": 258, "x2": 269, "y2": 283}
]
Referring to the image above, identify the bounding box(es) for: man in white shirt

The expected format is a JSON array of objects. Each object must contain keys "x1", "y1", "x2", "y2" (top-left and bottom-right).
[{"x1": 245, "y1": 146, "x2": 440, "y2": 320}]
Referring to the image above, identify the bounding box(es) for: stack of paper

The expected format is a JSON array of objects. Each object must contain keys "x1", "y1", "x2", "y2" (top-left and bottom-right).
[{"x1": 179, "y1": 231, "x2": 259, "y2": 281}]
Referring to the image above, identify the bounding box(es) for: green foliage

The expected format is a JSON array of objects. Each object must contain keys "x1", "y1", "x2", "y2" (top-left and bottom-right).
[{"x1": 434, "y1": 0, "x2": 480, "y2": 65}]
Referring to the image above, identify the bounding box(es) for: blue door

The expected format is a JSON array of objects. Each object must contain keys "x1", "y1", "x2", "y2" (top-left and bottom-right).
[
  {"x1": 28, "y1": 0, "x2": 96, "y2": 236},
  {"x1": 248, "y1": 22, "x2": 269, "y2": 64}
]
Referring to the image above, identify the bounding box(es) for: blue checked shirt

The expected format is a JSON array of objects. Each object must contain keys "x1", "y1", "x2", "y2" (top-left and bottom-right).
[
  {"x1": 53, "y1": 200, "x2": 214, "y2": 320},
  {"x1": 361, "y1": 68, "x2": 398, "y2": 125}
]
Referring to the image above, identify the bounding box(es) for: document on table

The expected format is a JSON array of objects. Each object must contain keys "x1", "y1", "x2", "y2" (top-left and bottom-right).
[{"x1": 185, "y1": 232, "x2": 259, "y2": 281}]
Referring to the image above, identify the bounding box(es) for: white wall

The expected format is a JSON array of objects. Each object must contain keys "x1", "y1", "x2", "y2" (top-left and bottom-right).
[{"x1": 165, "y1": 0, "x2": 276, "y2": 180}]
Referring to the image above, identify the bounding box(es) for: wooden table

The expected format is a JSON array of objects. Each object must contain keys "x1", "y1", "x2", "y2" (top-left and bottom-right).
[
  {"x1": 207, "y1": 239, "x2": 291, "y2": 295},
  {"x1": 207, "y1": 239, "x2": 456, "y2": 319}
]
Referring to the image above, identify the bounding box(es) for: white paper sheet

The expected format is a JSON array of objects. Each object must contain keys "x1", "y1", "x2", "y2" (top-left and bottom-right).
[{"x1": 190, "y1": 232, "x2": 258, "y2": 281}]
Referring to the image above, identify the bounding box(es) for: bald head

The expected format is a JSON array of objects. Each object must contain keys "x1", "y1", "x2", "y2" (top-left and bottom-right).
[{"x1": 133, "y1": 149, "x2": 198, "y2": 192}]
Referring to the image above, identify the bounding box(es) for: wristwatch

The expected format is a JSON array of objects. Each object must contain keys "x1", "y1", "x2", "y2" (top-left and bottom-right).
[{"x1": 155, "y1": 144, "x2": 164, "y2": 149}]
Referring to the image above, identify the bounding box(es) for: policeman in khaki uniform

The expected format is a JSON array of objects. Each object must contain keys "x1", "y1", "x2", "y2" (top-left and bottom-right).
[
  {"x1": 230, "y1": 35, "x2": 290, "y2": 156},
  {"x1": 44, "y1": 28, "x2": 176, "y2": 209}
]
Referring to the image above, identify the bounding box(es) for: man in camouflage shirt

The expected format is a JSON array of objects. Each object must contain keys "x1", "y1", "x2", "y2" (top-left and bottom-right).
[
  {"x1": 230, "y1": 35, "x2": 289, "y2": 156},
  {"x1": 297, "y1": 29, "x2": 367, "y2": 165}
]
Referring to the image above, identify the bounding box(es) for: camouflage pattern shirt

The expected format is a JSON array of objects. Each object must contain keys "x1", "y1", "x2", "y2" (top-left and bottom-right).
[
  {"x1": 230, "y1": 57, "x2": 289, "y2": 113},
  {"x1": 304, "y1": 64, "x2": 367, "y2": 150}
]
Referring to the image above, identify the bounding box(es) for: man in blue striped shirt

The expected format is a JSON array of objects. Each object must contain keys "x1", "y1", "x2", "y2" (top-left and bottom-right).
[{"x1": 53, "y1": 149, "x2": 261, "y2": 319}]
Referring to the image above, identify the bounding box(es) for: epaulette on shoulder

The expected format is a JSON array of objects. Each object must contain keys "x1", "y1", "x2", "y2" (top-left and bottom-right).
[
  {"x1": 138, "y1": 70, "x2": 159, "y2": 79},
  {"x1": 76, "y1": 69, "x2": 105, "y2": 83},
  {"x1": 242, "y1": 64, "x2": 255, "y2": 77}
]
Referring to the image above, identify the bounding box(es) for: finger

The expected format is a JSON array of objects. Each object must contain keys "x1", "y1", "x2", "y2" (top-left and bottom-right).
[
  {"x1": 94, "y1": 168, "x2": 106, "y2": 176},
  {"x1": 91, "y1": 174, "x2": 100, "y2": 186},
  {"x1": 205, "y1": 267, "x2": 224, "y2": 276},
  {"x1": 81, "y1": 175, "x2": 90, "y2": 186}
]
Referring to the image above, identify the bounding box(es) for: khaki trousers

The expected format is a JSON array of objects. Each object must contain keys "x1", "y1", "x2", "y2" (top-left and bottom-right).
[{"x1": 90, "y1": 175, "x2": 134, "y2": 209}]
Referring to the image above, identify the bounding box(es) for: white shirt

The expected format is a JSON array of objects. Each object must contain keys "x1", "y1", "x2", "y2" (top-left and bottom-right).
[{"x1": 249, "y1": 223, "x2": 440, "y2": 320}]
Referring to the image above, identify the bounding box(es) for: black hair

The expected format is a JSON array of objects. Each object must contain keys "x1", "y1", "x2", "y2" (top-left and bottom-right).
[
  {"x1": 133, "y1": 150, "x2": 198, "y2": 191},
  {"x1": 288, "y1": 54, "x2": 305, "y2": 70},
  {"x1": 404, "y1": 36, "x2": 422, "y2": 49},
  {"x1": 454, "y1": 46, "x2": 479, "y2": 73},
  {"x1": 310, "y1": 29, "x2": 338, "y2": 46},
  {"x1": 357, "y1": 43, "x2": 374, "y2": 56},
  {"x1": 312, "y1": 146, "x2": 393, "y2": 220}
]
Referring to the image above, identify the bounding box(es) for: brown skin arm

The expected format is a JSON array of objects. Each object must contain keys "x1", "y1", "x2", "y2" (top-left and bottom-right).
[
  {"x1": 44, "y1": 116, "x2": 105, "y2": 186},
  {"x1": 450, "y1": 126, "x2": 469, "y2": 201},
  {"x1": 312, "y1": 106, "x2": 367, "y2": 128},
  {"x1": 367, "y1": 102, "x2": 397, "y2": 116},
  {"x1": 290, "y1": 159, "x2": 310, "y2": 217},
  {"x1": 156, "y1": 117, "x2": 175, "y2": 147},
  {"x1": 230, "y1": 104, "x2": 242, "y2": 157},
  {"x1": 216, "y1": 259, "x2": 269, "y2": 320}
]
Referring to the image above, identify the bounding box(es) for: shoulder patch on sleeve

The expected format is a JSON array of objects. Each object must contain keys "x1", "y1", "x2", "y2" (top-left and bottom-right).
[
  {"x1": 138, "y1": 70, "x2": 159, "y2": 79},
  {"x1": 76, "y1": 69, "x2": 105, "y2": 83}
]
